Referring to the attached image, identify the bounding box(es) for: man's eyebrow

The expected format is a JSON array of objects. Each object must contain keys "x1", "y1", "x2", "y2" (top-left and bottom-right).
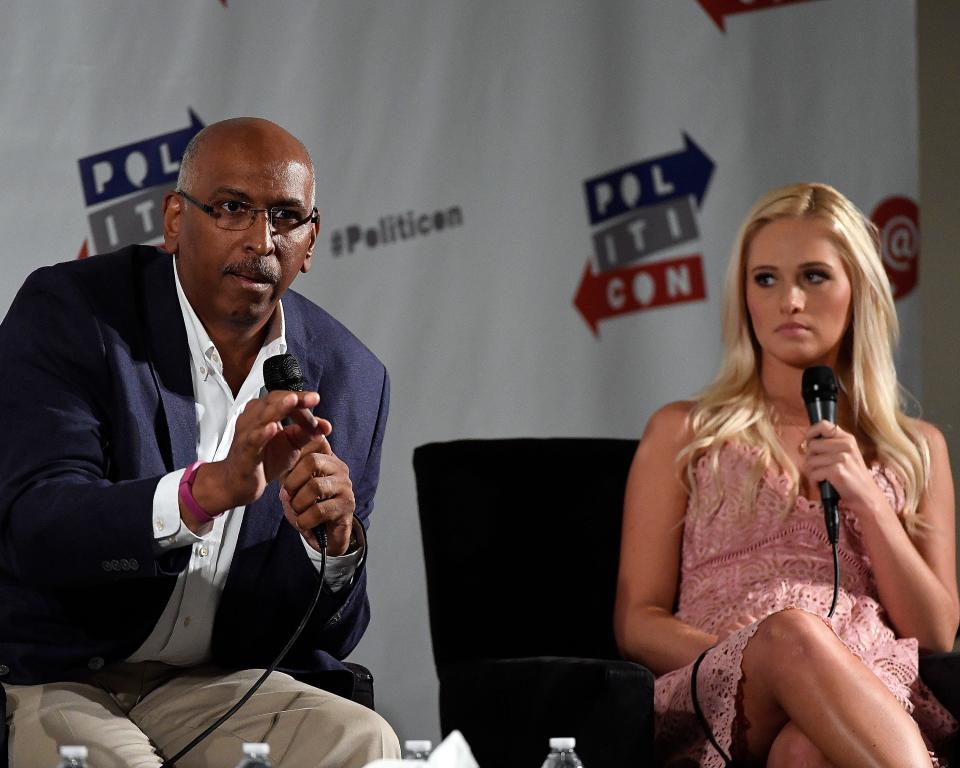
[
  {"x1": 271, "y1": 196, "x2": 308, "y2": 209},
  {"x1": 210, "y1": 186, "x2": 253, "y2": 201},
  {"x1": 210, "y1": 186, "x2": 306, "y2": 209}
]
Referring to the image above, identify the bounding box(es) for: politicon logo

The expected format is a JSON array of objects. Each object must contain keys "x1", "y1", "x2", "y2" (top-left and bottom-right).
[
  {"x1": 573, "y1": 133, "x2": 715, "y2": 336},
  {"x1": 76, "y1": 110, "x2": 204, "y2": 259}
]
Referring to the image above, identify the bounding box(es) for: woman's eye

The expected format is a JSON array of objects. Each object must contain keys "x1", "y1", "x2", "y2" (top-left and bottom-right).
[
  {"x1": 805, "y1": 270, "x2": 829, "y2": 284},
  {"x1": 753, "y1": 273, "x2": 775, "y2": 286}
]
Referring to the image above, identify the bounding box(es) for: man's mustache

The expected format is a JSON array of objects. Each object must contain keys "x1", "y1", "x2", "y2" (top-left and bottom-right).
[{"x1": 223, "y1": 257, "x2": 281, "y2": 284}]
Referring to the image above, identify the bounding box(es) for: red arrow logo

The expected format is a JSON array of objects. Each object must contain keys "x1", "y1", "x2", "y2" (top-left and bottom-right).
[
  {"x1": 573, "y1": 254, "x2": 706, "y2": 336},
  {"x1": 697, "y1": 0, "x2": 821, "y2": 32}
]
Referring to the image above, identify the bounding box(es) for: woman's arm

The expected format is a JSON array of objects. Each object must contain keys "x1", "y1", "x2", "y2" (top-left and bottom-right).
[
  {"x1": 613, "y1": 401, "x2": 719, "y2": 675},
  {"x1": 804, "y1": 418, "x2": 959, "y2": 652}
]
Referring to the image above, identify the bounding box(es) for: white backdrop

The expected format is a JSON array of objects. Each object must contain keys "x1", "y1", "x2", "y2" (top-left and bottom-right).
[{"x1": 0, "y1": 0, "x2": 920, "y2": 746}]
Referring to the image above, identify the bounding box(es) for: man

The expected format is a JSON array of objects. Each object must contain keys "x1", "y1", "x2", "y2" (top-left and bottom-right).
[{"x1": 0, "y1": 118, "x2": 400, "y2": 766}]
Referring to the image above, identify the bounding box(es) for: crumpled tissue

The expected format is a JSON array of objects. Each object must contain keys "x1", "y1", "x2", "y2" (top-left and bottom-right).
[{"x1": 362, "y1": 729, "x2": 479, "y2": 768}]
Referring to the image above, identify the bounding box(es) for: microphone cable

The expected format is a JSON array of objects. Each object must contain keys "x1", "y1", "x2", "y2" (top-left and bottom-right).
[
  {"x1": 827, "y1": 539, "x2": 839, "y2": 619},
  {"x1": 158, "y1": 530, "x2": 327, "y2": 768}
]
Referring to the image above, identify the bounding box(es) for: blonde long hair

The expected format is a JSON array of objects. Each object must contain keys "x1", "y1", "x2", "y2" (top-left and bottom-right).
[{"x1": 677, "y1": 183, "x2": 928, "y2": 526}]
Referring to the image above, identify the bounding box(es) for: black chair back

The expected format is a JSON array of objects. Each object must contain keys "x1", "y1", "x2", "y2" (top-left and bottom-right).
[{"x1": 415, "y1": 437, "x2": 637, "y2": 669}]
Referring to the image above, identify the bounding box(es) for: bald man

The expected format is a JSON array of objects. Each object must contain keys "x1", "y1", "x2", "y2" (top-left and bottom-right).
[{"x1": 0, "y1": 118, "x2": 400, "y2": 767}]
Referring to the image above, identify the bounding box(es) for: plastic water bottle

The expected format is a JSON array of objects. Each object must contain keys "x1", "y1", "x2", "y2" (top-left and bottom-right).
[
  {"x1": 55, "y1": 746, "x2": 88, "y2": 768},
  {"x1": 402, "y1": 739, "x2": 432, "y2": 762},
  {"x1": 235, "y1": 742, "x2": 273, "y2": 767},
  {"x1": 540, "y1": 737, "x2": 584, "y2": 768}
]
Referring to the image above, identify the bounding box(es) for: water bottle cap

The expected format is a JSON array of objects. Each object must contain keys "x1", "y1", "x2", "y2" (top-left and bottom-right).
[
  {"x1": 549, "y1": 737, "x2": 576, "y2": 749},
  {"x1": 59, "y1": 746, "x2": 89, "y2": 759},
  {"x1": 243, "y1": 742, "x2": 271, "y2": 756},
  {"x1": 404, "y1": 739, "x2": 433, "y2": 751}
]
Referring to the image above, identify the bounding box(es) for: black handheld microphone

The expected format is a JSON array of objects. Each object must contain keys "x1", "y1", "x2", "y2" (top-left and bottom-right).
[
  {"x1": 264, "y1": 353, "x2": 307, "y2": 425},
  {"x1": 801, "y1": 365, "x2": 840, "y2": 544},
  {"x1": 263, "y1": 353, "x2": 327, "y2": 549}
]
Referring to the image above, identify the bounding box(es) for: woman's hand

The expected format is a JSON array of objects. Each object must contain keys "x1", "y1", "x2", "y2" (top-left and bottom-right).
[{"x1": 801, "y1": 421, "x2": 891, "y2": 520}]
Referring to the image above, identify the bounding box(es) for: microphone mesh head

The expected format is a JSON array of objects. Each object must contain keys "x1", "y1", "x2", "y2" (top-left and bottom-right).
[
  {"x1": 801, "y1": 365, "x2": 838, "y2": 403},
  {"x1": 263, "y1": 353, "x2": 305, "y2": 392}
]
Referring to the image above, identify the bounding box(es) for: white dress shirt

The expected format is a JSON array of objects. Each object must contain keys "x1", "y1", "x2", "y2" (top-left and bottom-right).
[{"x1": 128, "y1": 263, "x2": 358, "y2": 666}]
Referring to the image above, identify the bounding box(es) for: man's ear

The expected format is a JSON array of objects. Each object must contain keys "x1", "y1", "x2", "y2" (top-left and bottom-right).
[
  {"x1": 162, "y1": 192, "x2": 183, "y2": 254},
  {"x1": 301, "y1": 211, "x2": 321, "y2": 274}
]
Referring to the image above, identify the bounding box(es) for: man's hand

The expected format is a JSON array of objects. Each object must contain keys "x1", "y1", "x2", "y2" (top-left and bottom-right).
[
  {"x1": 181, "y1": 390, "x2": 331, "y2": 532},
  {"x1": 279, "y1": 433, "x2": 356, "y2": 555}
]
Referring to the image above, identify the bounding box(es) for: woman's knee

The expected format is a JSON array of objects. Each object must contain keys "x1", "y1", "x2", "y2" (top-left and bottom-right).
[
  {"x1": 767, "y1": 722, "x2": 832, "y2": 768},
  {"x1": 751, "y1": 608, "x2": 837, "y2": 664}
]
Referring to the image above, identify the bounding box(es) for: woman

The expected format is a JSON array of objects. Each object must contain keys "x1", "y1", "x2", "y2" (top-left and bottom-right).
[{"x1": 614, "y1": 183, "x2": 958, "y2": 766}]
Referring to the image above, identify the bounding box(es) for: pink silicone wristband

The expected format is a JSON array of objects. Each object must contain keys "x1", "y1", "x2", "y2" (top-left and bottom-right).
[{"x1": 178, "y1": 460, "x2": 217, "y2": 523}]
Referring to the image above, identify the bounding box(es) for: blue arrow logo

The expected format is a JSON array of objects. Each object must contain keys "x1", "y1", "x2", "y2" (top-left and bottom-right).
[{"x1": 583, "y1": 133, "x2": 714, "y2": 227}]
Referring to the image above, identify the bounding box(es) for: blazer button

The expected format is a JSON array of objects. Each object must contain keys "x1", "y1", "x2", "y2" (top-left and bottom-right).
[
  {"x1": 102, "y1": 560, "x2": 113, "y2": 571},
  {"x1": 111, "y1": 559, "x2": 120, "y2": 571},
  {"x1": 129, "y1": 558, "x2": 139, "y2": 570},
  {"x1": 120, "y1": 558, "x2": 130, "y2": 571},
  {"x1": 0, "y1": 663, "x2": 9, "y2": 676},
  {"x1": 87, "y1": 657, "x2": 105, "y2": 671}
]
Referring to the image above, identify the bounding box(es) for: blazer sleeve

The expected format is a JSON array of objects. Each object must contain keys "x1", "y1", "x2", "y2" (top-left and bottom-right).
[{"x1": 0, "y1": 268, "x2": 180, "y2": 588}]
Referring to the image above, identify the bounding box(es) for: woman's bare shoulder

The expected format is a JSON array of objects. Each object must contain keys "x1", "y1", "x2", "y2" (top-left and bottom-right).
[
  {"x1": 643, "y1": 400, "x2": 696, "y2": 442},
  {"x1": 902, "y1": 416, "x2": 948, "y2": 455}
]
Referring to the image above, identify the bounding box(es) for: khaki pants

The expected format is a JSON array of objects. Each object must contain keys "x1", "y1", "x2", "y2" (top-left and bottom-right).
[{"x1": 5, "y1": 663, "x2": 400, "y2": 767}]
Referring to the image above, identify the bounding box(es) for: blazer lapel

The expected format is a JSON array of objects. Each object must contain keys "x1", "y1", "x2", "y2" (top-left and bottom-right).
[{"x1": 136, "y1": 248, "x2": 197, "y2": 472}]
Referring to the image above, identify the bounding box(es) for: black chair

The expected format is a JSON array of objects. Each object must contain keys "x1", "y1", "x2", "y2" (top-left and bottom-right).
[
  {"x1": 414, "y1": 437, "x2": 960, "y2": 767},
  {"x1": 415, "y1": 438, "x2": 655, "y2": 768}
]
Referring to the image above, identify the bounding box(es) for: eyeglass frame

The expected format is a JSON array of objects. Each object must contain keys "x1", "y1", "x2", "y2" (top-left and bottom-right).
[{"x1": 176, "y1": 188, "x2": 319, "y2": 233}]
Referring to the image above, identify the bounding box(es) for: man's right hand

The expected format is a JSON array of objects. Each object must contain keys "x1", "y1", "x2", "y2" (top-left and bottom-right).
[{"x1": 180, "y1": 390, "x2": 332, "y2": 532}]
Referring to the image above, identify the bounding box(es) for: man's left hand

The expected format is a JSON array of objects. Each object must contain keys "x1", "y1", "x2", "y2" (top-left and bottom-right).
[{"x1": 279, "y1": 433, "x2": 355, "y2": 555}]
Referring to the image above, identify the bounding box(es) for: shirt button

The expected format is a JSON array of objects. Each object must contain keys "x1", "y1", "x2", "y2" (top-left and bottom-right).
[
  {"x1": 87, "y1": 657, "x2": 105, "y2": 670},
  {"x1": 0, "y1": 664, "x2": 9, "y2": 676},
  {"x1": 183, "y1": 616, "x2": 192, "y2": 627},
  {"x1": 199, "y1": 546, "x2": 209, "y2": 558}
]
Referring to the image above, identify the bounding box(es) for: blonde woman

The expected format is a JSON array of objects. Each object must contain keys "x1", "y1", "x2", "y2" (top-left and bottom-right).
[{"x1": 614, "y1": 183, "x2": 958, "y2": 766}]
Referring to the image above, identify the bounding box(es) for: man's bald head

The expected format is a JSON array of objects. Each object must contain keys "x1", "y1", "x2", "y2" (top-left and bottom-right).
[{"x1": 176, "y1": 117, "x2": 316, "y2": 206}]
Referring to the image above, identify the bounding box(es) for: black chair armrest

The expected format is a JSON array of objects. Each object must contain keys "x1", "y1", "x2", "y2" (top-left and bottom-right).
[
  {"x1": 291, "y1": 662, "x2": 377, "y2": 711},
  {"x1": 919, "y1": 651, "x2": 960, "y2": 765},
  {"x1": 920, "y1": 650, "x2": 960, "y2": 717},
  {"x1": 439, "y1": 657, "x2": 655, "y2": 768}
]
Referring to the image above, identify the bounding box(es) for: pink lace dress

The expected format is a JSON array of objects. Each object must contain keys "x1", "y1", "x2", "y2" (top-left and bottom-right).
[{"x1": 655, "y1": 442, "x2": 957, "y2": 766}]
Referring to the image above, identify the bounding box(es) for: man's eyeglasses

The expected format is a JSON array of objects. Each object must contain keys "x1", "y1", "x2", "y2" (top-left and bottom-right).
[{"x1": 177, "y1": 189, "x2": 318, "y2": 234}]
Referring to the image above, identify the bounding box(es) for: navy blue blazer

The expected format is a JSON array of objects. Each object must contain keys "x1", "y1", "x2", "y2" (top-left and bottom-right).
[{"x1": 0, "y1": 245, "x2": 389, "y2": 688}]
